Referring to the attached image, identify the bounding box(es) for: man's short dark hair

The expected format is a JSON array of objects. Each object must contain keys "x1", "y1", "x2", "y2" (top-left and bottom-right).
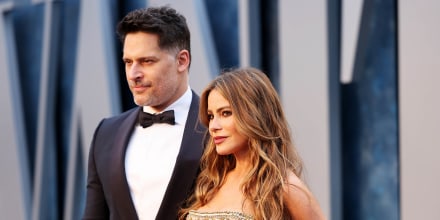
[{"x1": 116, "y1": 6, "x2": 191, "y2": 57}]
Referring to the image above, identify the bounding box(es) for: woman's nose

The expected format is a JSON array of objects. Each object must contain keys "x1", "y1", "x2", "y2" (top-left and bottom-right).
[{"x1": 209, "y1": 117, "x2": 221, "y2": 132}]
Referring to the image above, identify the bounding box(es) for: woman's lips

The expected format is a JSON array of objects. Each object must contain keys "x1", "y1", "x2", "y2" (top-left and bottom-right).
[{"x1": 213, "y1": 136, "x2": 227, "y2": 145}]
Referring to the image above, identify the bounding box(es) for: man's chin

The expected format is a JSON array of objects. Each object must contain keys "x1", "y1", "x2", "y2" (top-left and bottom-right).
[{"x1": 134, "y1": 99, "x2": 150, "y2": 107}]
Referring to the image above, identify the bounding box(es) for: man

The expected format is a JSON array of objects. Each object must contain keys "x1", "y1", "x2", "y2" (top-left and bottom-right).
[{"x1": 83, "y1": 6, "x2": 205, "y2": 220}]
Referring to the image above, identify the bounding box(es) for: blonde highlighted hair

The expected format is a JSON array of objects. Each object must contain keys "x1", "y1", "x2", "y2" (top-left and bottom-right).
[{"x1": 180, "y1": 67, "x2": 303, "y2": 220}]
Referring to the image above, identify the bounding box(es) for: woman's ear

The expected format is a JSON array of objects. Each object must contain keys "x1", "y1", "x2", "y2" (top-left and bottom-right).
[{"x1": 177, "y1": 50, "x2": 190, "y2": 72}]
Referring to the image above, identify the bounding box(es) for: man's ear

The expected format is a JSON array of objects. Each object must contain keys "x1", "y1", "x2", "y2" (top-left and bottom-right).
[{"x1": 177, "y1": 50, "x2": 190, "y2": 72}]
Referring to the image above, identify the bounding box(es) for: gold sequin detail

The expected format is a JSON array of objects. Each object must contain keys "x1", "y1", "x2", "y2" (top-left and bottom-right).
[{"x1": 186, "y1": 210, "x2": 254, "y2": 220}]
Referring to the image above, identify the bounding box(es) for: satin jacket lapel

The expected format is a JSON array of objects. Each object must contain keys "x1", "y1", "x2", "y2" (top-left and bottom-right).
[
  {"x1": 156, "y1": 92, "x2": 206, "y2": 219},
  {"x1": 109, "y1": 107, "x2": 141, "y2": 219}
]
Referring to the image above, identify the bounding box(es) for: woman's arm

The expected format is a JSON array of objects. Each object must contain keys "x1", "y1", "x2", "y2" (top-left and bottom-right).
[{"x1": 283, "y1": 172, "x2": 326, "y2": 220}]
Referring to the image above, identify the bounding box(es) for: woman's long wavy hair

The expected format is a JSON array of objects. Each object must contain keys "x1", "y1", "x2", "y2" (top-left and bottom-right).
[{"x1": 179, "y1": 67, "x2": 303, "y2": 220}]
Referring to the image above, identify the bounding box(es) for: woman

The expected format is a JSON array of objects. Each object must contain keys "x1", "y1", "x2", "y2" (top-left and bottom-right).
[{"x1": 179, "y1": 67, "x2": 325, "y2": 220}]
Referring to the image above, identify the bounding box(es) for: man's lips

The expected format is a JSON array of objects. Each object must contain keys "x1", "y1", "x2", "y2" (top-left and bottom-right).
[
  {"x1": 132, "y1": 84, "x2": 150, "y2": 92},
  {"x1": 132, "y1": 86, "x2": 146, "y2": 93},
  {"x1": 213, "y1": 136, "x2": 227, "y2": 145}
]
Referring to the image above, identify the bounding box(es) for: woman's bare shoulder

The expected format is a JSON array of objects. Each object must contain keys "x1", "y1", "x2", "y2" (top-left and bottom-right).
[{"x1": 283, "y1": 171, "x2": 327, "y2": 220}]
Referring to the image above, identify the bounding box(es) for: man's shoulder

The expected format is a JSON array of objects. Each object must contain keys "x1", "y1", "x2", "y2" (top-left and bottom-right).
[
  {"x1": 189, "y1": 90, "x2": 200, "y2": 107},
  {"x1": 101, "y1": 107, "x2": 139, "y2": 125},
  {"x1": 191, "y1": 90, "x2": 200, "y2": 99}
]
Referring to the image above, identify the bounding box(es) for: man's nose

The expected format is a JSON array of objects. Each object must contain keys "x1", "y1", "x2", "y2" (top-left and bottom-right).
[{"x1": 127, "y1": 63, "x2": 142, "y2": 80}]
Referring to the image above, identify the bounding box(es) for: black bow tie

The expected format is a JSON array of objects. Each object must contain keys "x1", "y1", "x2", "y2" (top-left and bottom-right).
[{"x1": 138, "y1": 110, "x2": 175, "y2": 128}]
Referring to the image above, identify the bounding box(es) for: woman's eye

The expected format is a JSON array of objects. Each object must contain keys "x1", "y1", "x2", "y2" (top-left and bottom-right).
[
  {"x1": 207, "y1": 114, "x2": 214, "y2": 120},
  {"x1": 222, "y1": 111, "x2": 232, "y2": 117}
]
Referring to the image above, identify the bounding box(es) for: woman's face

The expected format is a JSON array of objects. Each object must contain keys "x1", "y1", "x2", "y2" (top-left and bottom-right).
[{"x1": 207, "y1": 89, "x2": 249, "y2": 156}]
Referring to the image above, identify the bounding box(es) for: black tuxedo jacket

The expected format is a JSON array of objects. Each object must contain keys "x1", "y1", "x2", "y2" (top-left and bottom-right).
[{"x1": 83, "y1": 92, "x2": 205, "y2": 220}]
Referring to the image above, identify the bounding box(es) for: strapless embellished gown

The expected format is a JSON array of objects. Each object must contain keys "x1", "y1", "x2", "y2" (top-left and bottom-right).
[{"x1": 186, "y1": 210, "x2": 253, "y2": 220}]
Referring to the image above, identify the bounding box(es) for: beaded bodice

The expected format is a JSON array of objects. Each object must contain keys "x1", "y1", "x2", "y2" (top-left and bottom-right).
[{"x1": 186, "y1": 210, "x2": 254, "y2": 220}]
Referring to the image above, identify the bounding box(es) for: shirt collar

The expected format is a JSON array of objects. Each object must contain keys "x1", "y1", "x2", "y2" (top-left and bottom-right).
[{"x1": 142, "y1": 87, "x2": 192, "y2": 125}]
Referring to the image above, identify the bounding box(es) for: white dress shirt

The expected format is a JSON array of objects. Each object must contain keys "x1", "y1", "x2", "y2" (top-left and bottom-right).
[{"x1": 125, "y1": 87, "x2": 192, "y2": 219}]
